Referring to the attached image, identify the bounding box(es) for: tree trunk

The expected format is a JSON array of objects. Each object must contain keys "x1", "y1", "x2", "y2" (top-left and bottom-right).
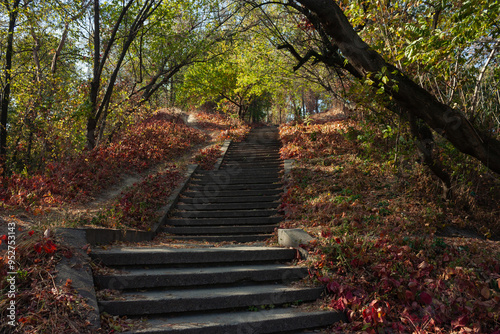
[
  {"x1": 0, "y1": 0, "x2": 21, "y2": 172},
  {"x1": 86, "y1": 0, "x2": 101, "y2": 149},
  {"x1": 296, "y1": 0, "x2": 500, "y2": 174},
  {"x1": 85, "y1": 0, "x2": 161, "y2": 149},
  {"x1": 408, "y1": 113, "x2": 452, "y2": 199}
]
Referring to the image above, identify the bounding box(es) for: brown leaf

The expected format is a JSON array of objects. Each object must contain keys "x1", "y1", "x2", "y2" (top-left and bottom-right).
[{"x1": 480, "y1": 286, "x2": 491, "y2": 299}]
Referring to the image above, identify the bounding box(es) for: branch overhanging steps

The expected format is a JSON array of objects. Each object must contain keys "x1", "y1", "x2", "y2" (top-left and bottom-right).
[{"x1": 91, "y1": 126, "x2": 344, "y2": 333}]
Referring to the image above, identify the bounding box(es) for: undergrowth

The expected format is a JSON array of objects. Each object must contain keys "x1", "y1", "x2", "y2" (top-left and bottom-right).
[{"x1": 0, "y1": 229, "x2": 95, "y2": 333}]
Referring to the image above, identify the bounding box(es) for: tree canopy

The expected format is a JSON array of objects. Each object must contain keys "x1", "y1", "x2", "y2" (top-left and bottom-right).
[{"x1": 0, "y1": 0, "x2": 499, "y2": 176}]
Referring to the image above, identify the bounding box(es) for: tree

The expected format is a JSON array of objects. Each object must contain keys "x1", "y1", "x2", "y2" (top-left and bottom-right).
[
  {"x1": 255, "y1": 0, "x2": 500, "y2": 174},
  {"x1": 0, "y1": 0, "x2": 23, "y2": 174},
  {"x1": 86, "y1": 0, "x2": 163, "y2": 149}
]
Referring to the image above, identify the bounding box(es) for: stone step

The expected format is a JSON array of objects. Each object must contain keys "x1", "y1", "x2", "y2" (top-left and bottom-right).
[
  {"x1": 98, "y1": 285, "x2": 324, "y2": 316},
  {"x1": 193, "y1": 167, "x2": 281, "y2": 175},
  {"x1": 222, "y1": 158, "x2": 281, "y2": 163},
  {"x1": 194, "y1": 168, "x2": 282, "y2": 177},
  {"x1": 176, "y1": 202, "x2": 278, "y2": 211},
  {"x1": 182, "y1": 190, "x2": 282, "y2": 199},
  {"x1": 219, "y1": 163, "x2": 283, "y2": 169},
  {"x1": 223, "y1": 154, "x2": 280, "y2": 160},
  {"x1": 165, "y1": 217, "x2": 282, "y2": 226},
  {"x1": 189, "y1": 177, "x2": 279, "y2": 186},
  {"x1": 163, "y1": 234, "x2": 273, "y2": 242},
  {"x1": 94, "y1": 264, "x2": 307, "y2": 290},
  {"x1": 178, "y1": 195, "x2": 280, "y2": 204},
  {"x1": 225, "y1": 151, "x2": 280, "y2": 156},
  {"x1": 187, "y1": 183, "x2": 281, "y2": 192},
  {"x1": 162, "y1": 225, "x2": 277, "y2": 235},
  {"x1": 91, "y1": 246, "x2": 296, "y2": 266},
  {"x1": 192, "y1": 171, "x2": 280, "y2": 179},
  {"x1": 128, "y1": 308, "x2": 343, "y2": 334},
  {"x1": 173, "y1": 209, "x2": 278, "y2": 218}
]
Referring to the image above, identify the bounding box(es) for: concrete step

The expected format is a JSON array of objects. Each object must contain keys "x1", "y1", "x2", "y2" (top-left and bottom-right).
[
  {"x1": 187, "y1": 183, "x2": 281, "y2": 191},
  {"x1": 162, "y1": 225, "x2": 277, "y2": 235},
  {"x1": 98, "y1": 285, "x2": 324, "y2": 316},
  {"x1": 194, "y1": 168, "x2": 282, "y2": 177},
  {"x1": 222, "y1": 158, "x2": 281, "y2": 164},
  {"x1": 189, "y1": 177, "x2": 279, "y2": 186},
  {"x1": 175, "y1": 202, "x2": 278, "y2": 211},
  {"x1": 192, "y1": 170, "x2": 280, "y2": 178},
  {"x1": 219, "y1": 163, "x2": 283, "y2": 169},
  {"x1": 178, "y1": 195, "x2": 280, "y2": 204},
  {"x1": 94, "y1": 264, "x2": 307, "y2": 289},
  {"x1": 173, "y1": 209, "x2": 278, "y2": 218},
  {"x1": 163, "y1": 234, "x2": 273, "y2": 242},
  {"x1": 91, "y1": 246, "x2": 296, "y2": 266},
  {"x1": 225, "y1": 151, "x2": 280, "y2": 156},
  {"x1": 223, "y1": 154, "x2": 280, "y2": 160},
  {"x1": 182, "y1": 189, "x2": 282, "y2": 198},
  {"x1": 128, "y1": 308, "x2": 343, "y2": 334},
  {"x1": 192, "y1": 172, "x2": 280, "y2": 180},
  {"x1": 165, "y1": 217, "x2": 282, "y2": 226}
]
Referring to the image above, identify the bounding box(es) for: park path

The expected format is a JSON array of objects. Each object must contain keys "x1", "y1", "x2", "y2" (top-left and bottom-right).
[{"x1": 91, "y1": 127, "x2": 343, "y2": 333}]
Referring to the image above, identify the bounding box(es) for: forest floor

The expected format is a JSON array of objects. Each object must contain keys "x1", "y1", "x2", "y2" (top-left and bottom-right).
[
  {"x1": 1, "y1": 108, "x2": 500, "y2": 333},
  {"x1": 278, "y1": 110, "x2": 500, "y2": 333}
]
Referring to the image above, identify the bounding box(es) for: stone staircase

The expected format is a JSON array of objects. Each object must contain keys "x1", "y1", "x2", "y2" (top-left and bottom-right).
[
  {"x1": 90, "y1": 127, "x2": 343, "y2": 333},
  {"x1": 161, "y1": 126, "x2": 283, "y2": 243}
]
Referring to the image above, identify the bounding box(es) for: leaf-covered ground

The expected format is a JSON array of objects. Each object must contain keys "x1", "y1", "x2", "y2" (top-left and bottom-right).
[{"x1": 279, "y1": 119, "x2": 500, "y2": 333}]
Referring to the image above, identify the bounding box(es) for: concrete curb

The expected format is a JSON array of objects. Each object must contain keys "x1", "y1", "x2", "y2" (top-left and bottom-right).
[
  {"x1": 152, "y1": 164, "x2": 200, "y2": 233},
  {"x1": 84, "y1": 228, "x2": 154, "y2": 245},
  {"x1": 54, "y1": 228, "x2": 101, "y2": 331},
  {"x1": 277, "y1": 228, "x2": 315, "y2": 260},
  {"x1": 214, "y1": 139, "x2": 232, "y2": 170}
]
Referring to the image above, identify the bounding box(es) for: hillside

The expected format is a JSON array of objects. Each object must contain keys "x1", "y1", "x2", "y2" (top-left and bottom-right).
[{"x1": 279, "y1": 112, "x2": 500, "y2": 333}]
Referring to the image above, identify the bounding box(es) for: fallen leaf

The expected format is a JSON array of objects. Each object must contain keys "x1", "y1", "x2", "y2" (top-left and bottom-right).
[
  {"x1": 481, "y1": 286, "x2": 491, "y2": 299},
  {"x1": 420, "y1": 291, "x2": 432, "y2": 305}
]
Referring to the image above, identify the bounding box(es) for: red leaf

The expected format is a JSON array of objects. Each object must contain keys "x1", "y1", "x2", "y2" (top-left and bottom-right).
[
  {"x1": 0, "y1": 235, "x2": 6, "y2": 241},
  {"x1": 420, "y1": 291, "x2": 432, "y2": 305},
  {"x1": 405, "y1": 290, "x2": 414, "y2": 301},
  {"x1": 28, "y1": 230, "x2": 35, "y2": 236},
  {"x1": 43, "y1": 239, "x2": 57, "y2": 254},
  {"x1": 34, "y1": 243, "x2": 42, "y2": 253}
]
